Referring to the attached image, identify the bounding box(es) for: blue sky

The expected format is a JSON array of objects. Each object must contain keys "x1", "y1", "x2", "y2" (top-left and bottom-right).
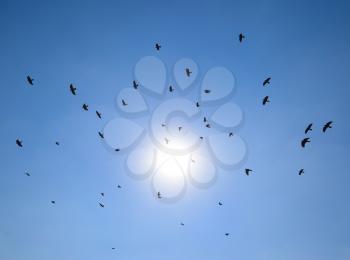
[{"x1": 1, "y1": 0, "x2": 350, "y2": 259}]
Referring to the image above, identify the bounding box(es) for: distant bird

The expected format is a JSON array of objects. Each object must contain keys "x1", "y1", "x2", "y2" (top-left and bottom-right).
[
  {"x1": 82, "y1": 103, "x2": 89, "y2": 111},
  {"x1": 298, "y1": 169, "x2": 304, "y2": 176},
  {"x1": 122, "y1": 99, "x2": 128, "y2": 106},
  {"x1": 229, "y1": 132, "x2": 233, "y2": 137},
  {"x1": 96, "y1": 110, "x2": 102, "y2": 119},
  {"x1": 51, "y1": 201, "x2": 56, "y2": 204},
  {"x1": 98, "y1": 132, "x2": 104, "y2": 139},
  {"x1": 206, "y1": 123, "x2": 211, "y2": 128},
  {"x1": 99, "y1": 203, "x2": 104, "y2": 208},
  {"x1": 204, "y1": 89, "x2": 211, "y2": 94},
  {"x1": 263, "y1": 77, "x2": 271, "y2": 86},
  {"x1": 191, "y1": 158, "x2": 195, "y2": 163},
  {"x1": 178, "y1": 126, "x2": 182, "y2": 131},
  {"x1": 117, "y1": 185, "x2": 122, "y2": 189},
  {"x1": 245, "y1": 168, "x2": 253, "y2": 176},
  {"x1": 323, "y1": 121, "x2": 333, "y2": 133},
  {"x1": 203, "y1": 117, "x2": 207, "y2": 123},
  {"x1": 196, "y1": 102, "x2": 200, "y2": 107},
  {"x1": 225, "y1": 233, "x2": 230, "y2": 237},
  {"x1": 155, "y1": 43, "x2": 161, "y2": 51},
  {"x1": 26, "y1": 76, "x2": 34, "y2": 85},
  {"x1": 112, "y1": 248, "x2": 116, "y2": 250},
  {"x1": 115, "y1": 148, "x2": 120, "y2": 152},
  {"x1": 16, "y1": 139, "x2": 23, "y2": 147},
  {"x1": 164, "y1": 138, "x2": 170, "y2": 144},
  {"x1": 180, "y1": 222, "x2": 184, "y2": 226},
  {"x1": 55, "y1": 141, "x2": 60, "y2": 146},
  {"x1": 199, "y1": 136, "x2": 204, "y2": 140},
  {"x1": 69, "y1": 84, "x2": 77, "y2": 95},
  {"x1": 133, "y1": 80, "x2": 139, "y2": 89},
  {"x1": 169, "y1": 85, "x2": 174, "y2": 92},
  {"x1": 301, "y1": 137, "x2": 310, "y2": 148},
  {"x1": 101, "y1": 193, "x2": 104, "y2": 197},
  {"x1": 239, "y1": 33, "x2": 245, "y2": 42},
  {"x1": 218, "y1": 202, "x2": 223, "y2": 206},
  {"x1": 262, "y1": 96, "x2": 270, "y2": 105},
  {"x1": 157, "y1": 192, "x2": 162, "y2": 199},
  {"x1": 25, "y1": 171, "x2": 30, "y2": 177},
  {"x1": 161, "y1": 123, "x2": 166, "y2": 127},
  {"x1": 305, "y1": 123, "x2": 313, "y2": 134},
  {"x1": 185, "y1": 68, "x2": 192, "y2": 77}
]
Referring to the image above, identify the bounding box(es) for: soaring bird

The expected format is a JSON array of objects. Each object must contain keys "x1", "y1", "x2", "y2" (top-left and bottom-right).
[
  {"x1": 180, "y1": 222, "x2": 185, "y2": 226},
  {"x1": 239, "y1": 33, "x2": 245, "y2": 42},
  {"x1": 204, "y1": 89, "x2": 211, "y2": 94},
  {"x1": 155, "y1": 43, "x2": 161, "y2": 51},
  {"x1": 51, "y1": 201, "x2": 56, "y2": 204},
  {"x1": 206, "y1": 123, "x2": 211, "y2": 128},
  {"x1": 298, "y1": 169, "x2": 304, "y2": 175},
  {"x1": 26, "y1": 76, "x2": 34, "y2": 85},
  {"x1": 112, "y1": 248, "x2": 116, "y2": 250},
  {"x1": 117, "y1": 185, "x2": 122, "y2": 189},
  {"x1": 25, "y1": 171, "x2": 30, "y2": 177},
  {"x1": 169, "y1": 85, "x2": 174, "y2": 92},
  {"x1": 323, "y1": 121, "x2": 333, "y2": 133},
  {"x1": 196, "y1": 102, "x2": 200, "y2": 107},
  {"x1": 262, "y1": 96, "x2": 270, "y2": 105},
  {"x1": 305, "y1": 123, "x2": 313, "y2": 134},
  {"x1": 225, "y1": 233, "x2": 230, "y2": 237},
  {"x1": 164, "y1": 138, "x2": 170, "y2": 144},
  {"x1": 16, "y1": 139, "x2": 23, "y2": 147},
  {"x1": 122, "y1": 99, "x2": 128, "y2": 106},
  {"x1": 96, "y1": 111, "x2": 102, "y2": 119},
  {"x1": 82, "y1": 103, "x2": 89, "y2": 111},
  {"x1": 161, "y1": 123, "x2": 166, "y2": 127},
  {"x1": 69, "y1": 84, "x2": 77, "y2": 95},
  {"x1": 229, "y1": 132, "x2": 233, "y2": 137},
  {"x1": 178, "y1": 126, "x2": 182, "y2": 132},
  {"x1": 98, "y1": 132, "x2": 104, "y2": 139},
  {"x1": 301, "y1": 137, "x2": 310, "y2": 148},
  {"x1": 185, "y1": 68, "x2": 192, "y2": 77},
  {"x1": 218, "y1": 202, "x2": 223, "y2": 206},
  {"x1": 245, "y1": 168, "x2": 253, "y2": 176},
  {"x1": 133, "y1": 80, "x2": 139, "y2": 89},
  {"x1": 55, "y1": 141, "x2": 60, "y2": 146},
  {"x1": 203, "y1": 117, "x2": 207, "y2": 123},
  {"x1": 157, "y1": 192, "x2": 162, "y2": 199},
  {"x1": 99, "y1": 203, "x2": 105, "y2": 208},
  {"x1": 100, "y1": 192, "x2": 104, "y2": 197},
  {"x1": 263, "y1": 77, "x2": 271, "y2": 86},
  {"x1": 115, "y1": 148, "x2": 120, "y2": 152}
]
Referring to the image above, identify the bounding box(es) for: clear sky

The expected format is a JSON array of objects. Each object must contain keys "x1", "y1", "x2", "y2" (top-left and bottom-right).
[{"x1": 1, "y1": 0, "x2": 350, "y2": 259}]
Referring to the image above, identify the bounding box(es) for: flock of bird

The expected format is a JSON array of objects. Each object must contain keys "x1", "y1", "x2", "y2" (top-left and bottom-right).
[{"x1": 14, "y1": 34, "x2": 334, "y2": 248}]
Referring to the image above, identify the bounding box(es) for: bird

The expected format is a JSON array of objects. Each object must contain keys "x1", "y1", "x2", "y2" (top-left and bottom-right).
[
  {"x1": 305, "y1": 123, "x2": 313, "y2": 134},
  {"x1": 301, "y1": 137, "x2": 310, "y2": 148},
  {"x1": 122, "y1": 99, "x2": 128, "y2": 106},
  {"x1": 55, "y1": 141, "x2": 60, "y2": 146},
  {"x1": 51, "y1": 201, "x2": 56, "y2": 204},
  {"x1": 196, "y1": 102, "x2": 200, "y2": 107},
  {"x1": 98, "y1": 132, "x2": 104, "y2": 139},
  {"x1": 112, "y1": 248, "x2": 116, "y2": 250},
  {"x1": 100, "y1": 193, "x2": 104, "y2": 197},
  {"x1": 16, "y1": 139, "x2": 23, "y2": 147},
  {"x1": 117, "y1": 185, "x2": 122, "y2": 189},
  {"x1": 69, "y1": 84, "x2": 77, "y2": 95},
  {"x1": 178, "y1": 126, "x2": 182, "y2": 131},
  {"x1": 82, "y1": 103, "x2": 89, "y2": 111},
  {"x1": 161, "y1": 123, "x2": 166, "y2": 127},
  {"x1": 24, "y1": 171, "x2": 30, "y2": 177},
  {"x1": 155, "y1": 43, "x2": 161, "y2": 51},
  {"x1": 164, "y1": 138, "x2": 170, "y2": 144},
  {"x1": 115, "y1": 148, "x2": 120, "y2": 152},
  {"x1": 199, "y1": 136, "x2": 204, "y2": 140},
  {"x1": 323, "y1": 121, "x2": 333, "y2": 133},
  {"x1": 245, "y1": 168, "x2": 253, "y2": 176},
  {"x1": 263, "y1": 77, "x2": 271, "y2": 86},
  {"x1": 206, "y1": 123, "x2": 211, "y2": 128},
  {"x1": 26, "y1": 76, "x2": 34, "y2": 85},
  {"x1": 298, "y1": 169, "x2": 304, "y2": 175},
  {"x1": 203, "y1": 117, "x2": 207, "y2": 123},
  {"x1": 262, "y1": 96, "x2": 270, "y2": 105},
  {"x1": 204, "y1": 89, "x2": 211, "y2": 94},
  {"x1": 96, "y1": 110, "x2": 102, "y2": 119},
  {"x1": 218, "y1": 202, "x2": 223, "y2": 206},
  {"x1": 169, "y1": 85, "x2": 174, "y2": 92},
  {"x1": 229, "y1": 132, "x2": 233, "y2": 137},
  {"x1": 99, "y1": 203, "x2": 105, "y2": 208},
  {"x1": 239, "y1": 33, "x2": 245, "y2": 43},
  {"x1": 185, "y1": 68, "x2": 192, "y2": 77},
  {"x1": 157, "y1": 192, "x2": 162, "y2": 199},
  {"x1": 180, "y1": 222, "x2": 185, "y2": 226},
  {"x1": 225, "y1": 233, "x2": 230, "y2": 237},
  {"x1": 133, "y1": 80, "x2": 139, "y2": 89}
]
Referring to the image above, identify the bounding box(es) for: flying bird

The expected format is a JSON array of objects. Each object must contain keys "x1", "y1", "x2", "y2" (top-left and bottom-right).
[
  {"x1": 323, "y1": 121, "x2": 333, "y2": 133},
  {"x1": 117, "y1": 185, "x2": 122, "y2": 189},
  {"x1": 263, "y1": 77, "x2": 271, "y2": 86},
  {"x1": 112, "y1": 248, "x2": 116, "y2": 250},
  {"x1": 164, "y1": 138, "x2": 170, "y2": 144},
  {"x1": 25, "y1": 171, "x2": 30, "y2": 177},
  {"x1": 298, "y1": 169, "x2": 304, "y2": 176},
  {"x1": 199, "y1": 136, "x2": 204, "y2": 140},
  {"x1": 204, "y1": 89, "x2": 211, "y2": 94},
  {"x1": 99, "y1": 203, "x2": 105, "y2": 208},
  {"x1": 305, "y1": 123, "x2": 313, "y2": 134},
  {"x1": 225, "y1": 233, "x2": 230, "y2": 237},
  {"x1": 133, "y1": 80, "x2": 139, "y2": 89},
  {"x1": 229, "y1": 132, "x2": 233, "y2": 137},
  {"x1": 245, "y1": 168, "x2": 253, "y2": 176},
  {"x1": 169, "y1": 85, "x2": 174, "y2": 92},
  {"x1": 98, "y1": 132, "x2": 104, "y2": 139},
  {"x1": 178, "y1": 126, "x2": 182, "y2": 131},
  {"x1": 26, "y1": 76, "x2": 34, "y2": 85},
  {"x1": 218, "y1": 202, "x2": 223, "y2": 206},
  {"x1": 196, "y1": 102, "x2": 200, "y2": 107},
  {"x1": 155, "y1": 43, "x2": 161, "y2": 51},
  {"x1": 55, "y1": 141, "x2": 60, "y2": 146},
  {"x1": 262, "y1": 96, "x2": 270, "y2": 105},
  {"x1": 82, "y1": 103, "x2": 89, "y2": 111},
  {"x1": 185, "y1": 68, "x2": 192, "y2": 77},
  {"x1": 157, "y1": 192, "x2": 162, "y2": 199},
  {"x1": 239, "y1": 33, "x2": 245, "y2": 42},
  {"x1": 100, "y1": 193, "x2": 104, "y2": 197},
  {"x1": 161, "y1": 123, "x2": 166, "y2": 127},
  {"x1": 16, "y1": 139, "x2": 23, "y2": 147},
  {"x1": 122, "y1": 99, "x2": 128, "y2": 106},
  {"x1": 96, "y1": 110, "x2": 102, "y2": 119},
  {"x1": 301, "y1": 137, "x2": 310, "y2": 148},
  {"x1": 203, "y1": 117, "x2": 207, "y2": 123},
  {"x1": 69, "y1": 84, "x2": 77, "y2": 95},
  {"x1": 115, "y1": 148, "x2": 120, "y2": 152},
  {"x1": 206, "y1": 123, "x2": 211, "y2": 128},
  {"x1": 51, "y1": 201, "x2": 56, "y2": 204},
  {"x1": 180, "y1": 222, "x2": 185, "y2": 226}
]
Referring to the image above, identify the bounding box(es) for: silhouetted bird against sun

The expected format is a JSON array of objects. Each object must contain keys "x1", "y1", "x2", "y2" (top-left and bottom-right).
[
  {"x1": 69, "y1": 84, "x2": 77, "y2": 95},
  {"x1": 305, "y1": 123, "x2": 313, "y2": 134},
  {"x1": 82, "y1": 103, "x2": 89, "y2": 111},
  {"x1": 323, "y1": 121, "x2": 333, "y2": 133},
  {"x1": 301, "y1": 137, "x2": 310, "y2": 148},
  {"x1": 262, "y1": 96, "x2": 270, "y2": 105},
  {"x1": 122, "y1": 99, "x2": 128, "y2": 106},
  {"x1": 16, "y1": 139, "x2": 23, "y2": 147},
  {"x1": 239, "y1": 33, "x2": 245, "y2": 42},
  {"x1": 26, "y1": 76, "x2": 34, "y2": 86},
  {"x1": 245, "y1": 168, "x2": 253, "y2": 176},
  {"x1": 263, "y1": 77, "x2": 271, "y2": 86},
  {"x1": 299, "y1": 169, "x2": 304, "y2": 175},
  {"x1": 155, "y1": 43, "x2": 161, "y2": 51},
  {"x1": 185, "y1": 68, "x2": 192, "y2": 77},
  {"x1": 96, "y1": 110, "x2": 102, "y2": 119}
]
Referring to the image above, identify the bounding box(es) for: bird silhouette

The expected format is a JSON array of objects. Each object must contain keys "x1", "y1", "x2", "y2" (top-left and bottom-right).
[
  {"x1": 323, "y1": 121, "x2": 333, "y2": 132},
  {"x1": 169, "y1": 85, "x2": 174, "y2": 92},
  {"x1": 100, "y1": 192, "x2": 104, "y2": 197},
  {"x1": 196, "y1": 102, "x2": 200, "y2": 107},
  {"x1": 204, "y1": 89, "x2": 211, "y2": 94},
  {"x1": 203, "y1": 117, "x2": 207, "y2": 122},
  {"x1": 25, "y1": 171, "x2": 30, "y2": 177},
  {"x1": 262, "y1": 96, "x2": 270, "y2": 105},
  {"x1": 69, "y1": 84, "x2": 77, "y2": 95},
  {"x1": 263, "y1": 77, "x2": 271, "y2": 86},
  {"x1": 178, "y1": 126, "x2": 182, "y2": 131},
  {"x1": 133, "y1": 80, "x2": 139, "y2": 89},
  {"x1": 117, "y1": 185, "x2": 122, "y2": 189},
  {"x1": 161, "y1": 123, "x2": 166, "y2": 127},
  {"x1": 164, "y1": 138, "x2": 170, "y2": 144},
  {"x1": 98, "y1": 132, "x2": 104, "y2": 139},
  {"x1": 26, "y1": 76, "x2": 34, "y2": 85},
  {"x1": 55, "y1": 141, "x2": 60, "y2": 146},
  {"x1": 305, "y1": 123, "x2": 313, "y2": 134},
  {"x1": 180, "y1": 222, "x2": 184, "y2": 226},
  {"x1": 239, "y1": 33, "x2": 245, "y2": 42},
  {"x1": 245, "y1": 168, "x2": 253, "y2": 176},
  {"x1": 206, "y1": 123, "x2": 211, "y2": 128},
  {"x1": 229, "y1": 132, "x2": 233, "y2": 137},
  {"x1": 96, "y1": 110, "x2": 102, "y2": 119},
  {"x1": 115, "y1": 148, "x2": 120, "y2": 152},
  {"x1": 301, "y1": 137, "x2": 310, "y2": 148},
  {"x1": 155, "y1": 43, "x2": 161, "y2": 51},
  {"x1": 185, "y1": 68, "x2": 192, "y2": 77},
  {"x1": 218, "y1": 202, "x2": 223, "y2": 206},
  {"x1": 51, "y1": 201, "x2": 56, "y2": 204},
  {"x1": 82, "y1": 104, "x2": 89, "y2": 111},
  {"x1": 99, "y1": 203, "x2": 105, "y2": 208},
  {"x1": 112, "y1": 248, "x2": 116, "y2": 250},
  {"x1": 157, "y1": 192, "x2": 162, "y2": 199},
  {"x1": 225, "y1": 233, "x2": 230, "y2": 236},
  {"x1": 122, "y1": 99, "x2": 128, "y2": 106},
  {"x1": 299, "y1": 169, "x2": 304, "y2": 175},
  {"x1": 199, "y1": 136, "x2": 204, "y2": 140},
  {"x1": 16, "y1": 139, "x2": 23, "y2": 147}
]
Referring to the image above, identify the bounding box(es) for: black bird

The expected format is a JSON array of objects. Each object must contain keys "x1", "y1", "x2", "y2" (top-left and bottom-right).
[
  {"x1": 196, "y1": 102, "x2": 200, "y2": 107},
  {"x1": 301, "y1": 137, "x2": 310, "y2": 148},
  {"x1": 180, "y1": 222, "x2": 185, "y2": 226},
  {"x1": 218, "y1": 202, "x2": 223, "y2": 206},
  {"x1": 98, "y1": 132, "x2": 104, "y2": 139},
  {"x1": 99, "y1": 203, "x2": 105, "y2": 208},
  {"x1": 155, "y1": 43, "x2": 161, "y2": 51},
  {"x1": 199, "y1": 136, "x2": 204, "y2": 140},
  {"x1": 157, "y1": 192, "x2": 162, "y2": 199},
  {"x1": 164, "y1": 138, "x2": 170, "y2": 144},
  {"x1": 82, "y1": 103, "x2": 89, "y2": 111},
  {"x1": 25, "y1": 171, "x2": 30, "y2": 177},
  {"x1": 203, "y1": 117, "x2": 207, "y2": 123},
  {"x1": 55, "y1": 141, "x2": 60, "y2": 146},
  {"x1": 245, "y1": 168, "x2": 253, "y2": 176},
  {"x1": 229, "y1": 132, "x2": 233, "y2": 137},
  {"x1": 133, "y1": 80, "x2": 139, "y2": 89},
  {"x1": 101, "y1": 192, "x2": 104, "y2": 197},
  {"x1": 178, "y1": 126, "x2": 182, "y2": 132},
  {"x1": 323, "y1": 121, "x2": 333, "y2": 133},
  {"x1": 69, "y1": 84, "x2": 77, "y2": 95},
  {"x1": 204, "y1": 89, "x2": 211, "y2": 94},
  {"x1": 122, "y1": 99, "x2": 128, "y2": 106},
  {"x1": 263, "y1": 77, "x2": 271, "y2": 86},
  {"x1": 161, "y1": 123, "x2": 166, "y2": 127},
  {"x1": 51, "y1": 201, "x2": 56, "y2": 204},
  {"x1": 96, "y1": 110, "x2": 102, "y2": 119},
  {"x1": 115, "y1": 148, "x2": 120, "y2": 152},
  {"x1": 117, "y1": 185, "x2": 122, "y2": 189},
  {"x1": 205, "y1": 123, "x2": 211, "y2": 128},
  {"x1": 262, "y1": 96, "x2": 270, "y2": 105},
  {"x1": 239, "y1": 33, "x2": 245, "y2": 42},
  {"x1": 225, "y1": 233, "x2": 230, "y2": 237},
  {"x1": 112, "y1": 248, "x2": 116, "y2": 250},
  {"x1": 16, "y1": 139, "x2": 23, "y2": 147},
  {"x1": 169, "y1": 85, "x2": 174, "y2": 92},
  {"x1": 305, "y1": 123, "x2": 313, "y2": 134},
  {"x1": 185, "y1": 68, "x2": 192, "y2": 77},
  {"x1": 299, "y1": 169, "x2": 304, "y2": 176},
  {"x1": 26, "y1": 76, "x2": 34, "y2": 85}
]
